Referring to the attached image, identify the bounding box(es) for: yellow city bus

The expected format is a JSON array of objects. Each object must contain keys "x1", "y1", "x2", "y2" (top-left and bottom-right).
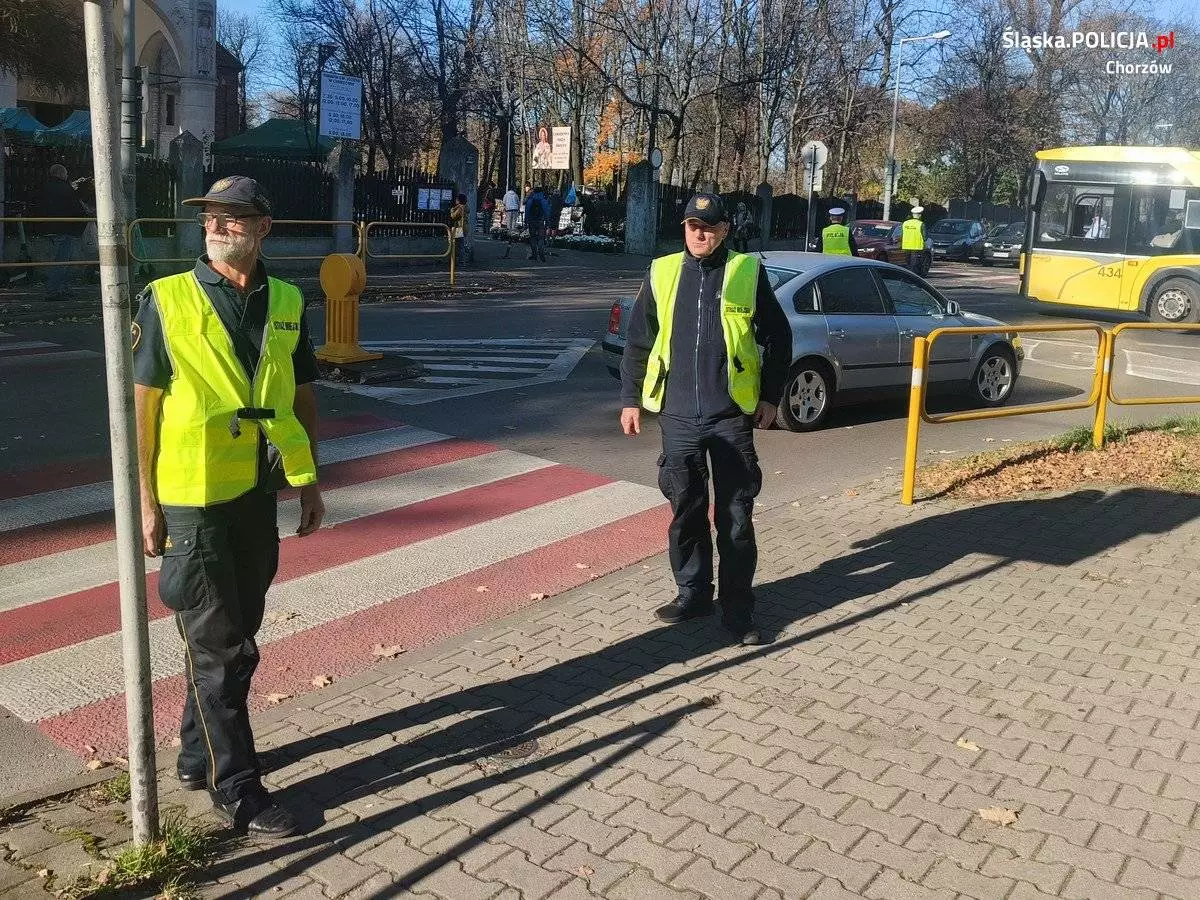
[{"x1": 1021, "y1": 146, "x2": 1200, "y2": 323}]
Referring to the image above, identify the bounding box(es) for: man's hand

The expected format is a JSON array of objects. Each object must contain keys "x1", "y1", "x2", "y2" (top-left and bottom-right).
[
  {"x1": 142, "y1": 502, "x2": 165, "y2": 557},
  {"x1": 620, "y1": 407, "x2": 641, "y2": 436},
  {"x1": 297, "y1": 484, "x2": 325, "y2": 537},
  {"x1": 754, "y1": 402, "x2": 777, "y2": 430}
]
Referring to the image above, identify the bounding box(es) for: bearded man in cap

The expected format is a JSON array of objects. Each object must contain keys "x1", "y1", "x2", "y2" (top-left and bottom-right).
[
  {"x1": 817, "y1": 207, "x2": 858, "y2": 256},
  {"x1": 619, "y1": 193, "x2": 791, "y2": 646},
  {"x1": 131, "y1": 176, "x2": 325, "y2": 838}
]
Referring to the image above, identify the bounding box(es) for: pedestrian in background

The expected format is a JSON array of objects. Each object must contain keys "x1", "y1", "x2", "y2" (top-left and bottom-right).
[
  {"x1": 502, "y1": 185, "x2": 521, "y2": 258},
  {"x1": 732, "y1": 201, "x2": 754, "y2": 253},
  {"x1": 524, "y1": 185, "x2": 550, "y2": 262},
  {"x1": 132, "y1": 176, "x2": 325, "y2": 839},
  {"x1": 35, "y1": 164, "x2": 90, "y2": 300},
  {"x1": 449, "y1": 193, "x2": 467, "y2": 266},
  {"x1": 619, "y1": 193, "x2": 791, "y2": 646}
]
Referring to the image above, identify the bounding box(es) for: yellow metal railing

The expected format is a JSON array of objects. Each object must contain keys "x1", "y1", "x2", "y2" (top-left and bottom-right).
[
  {"x1": 0, "y1": 218, "x2": 99, "y2": 267},
  {"x1": 901, "y1": 323, "x2": 1108, "y2": 505},
  {"x1": 362, "y1": 220, "x2": 455, "y2": 286}
]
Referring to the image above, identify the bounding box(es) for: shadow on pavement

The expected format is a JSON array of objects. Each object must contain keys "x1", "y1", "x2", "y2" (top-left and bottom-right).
[{"x1": 203, "y1": 486, "x2": 1200, "y2": 896}]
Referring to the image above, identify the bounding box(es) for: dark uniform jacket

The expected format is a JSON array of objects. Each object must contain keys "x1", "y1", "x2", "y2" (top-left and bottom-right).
[
  {"x1": 35, "y1": 178, "x2": 90, "y2": 236},
  {"x1": 620, "y1": 244, "x2": 792, "y2": 422}
]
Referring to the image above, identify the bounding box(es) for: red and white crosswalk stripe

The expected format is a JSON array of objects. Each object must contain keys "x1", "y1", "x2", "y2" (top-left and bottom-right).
[
  {"x1": 0, "y1": 415, "x2": 669, "y2": 758},
  {"x1": 0, "y1": 330, "x2": 99, "y2": 369}
]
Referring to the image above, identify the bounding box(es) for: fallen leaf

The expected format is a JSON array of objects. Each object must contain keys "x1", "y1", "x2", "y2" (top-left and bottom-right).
[
  {"x1": 773, "y1": 470, "x2": 783, "y2": 475},
  {"x1": 86, "y1": 760, "x2": 104, "y2": 770},
  {"x1": 505, "y1": 654, "x2": 524, "y2": 665},
  {"x1": 312, "y1": 675, "x2": 333, "y2": 688},
  {"x1": 113, "y1": 756, "x2": 128, "y2": 767},
  {"x1": 818, "y1": 495, "x2": 829, "y2": 501},
  {"x1": 373, "y1": 643, "x2": 406, "y2": 659},
  {"x1": 577, "y1": 865, "x2": 595, "y2": 877},
  {"x1": 790, "y1": 501, "x2": 800, "y2": 507},
  {"x1": 476, "y1": 585, "x2": 490, "y2": 593},
  {"x1": 529, "y1": 592, "x2": 549, "y2": 601},
  {"x1": 699, "y1": 695, "x2": 721, "y2": 707},
  {"x1": 574, "y1": 562, "x2": 591, "y2": 569},
  {"x1": 265, "y1": 692, "x2": 293, "y2": 706},
  {"x1": 845, "y1": 490, "x2": 858, "y2": 498},
  {"x1": 983, "y1": 437, "x2": 996, "y2": 442},
  {"x1": 84, "y1": 744, "x2": 97, "y2": 755},
  {"x1": 37, "y1": 869, "x2": 50, "y2": 878},
  {"x1": 265, "y1": 610, "x2": 299, "y2": 625},
  {"x1": 956, "y1": 738, "x2": 981, "y2": 752},
  {"x1": 95, "y1": 868, "x2": 111, "y2": 885},
  {"x1": 170, "y1": 736, "x2": 182, "y2": 748},
  {"x1": 978, "y1": 806, "x2": 1019, "y2": 826}
]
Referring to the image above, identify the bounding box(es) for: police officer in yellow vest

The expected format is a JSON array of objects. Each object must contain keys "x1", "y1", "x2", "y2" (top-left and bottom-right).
[
  {"x1": 817, "y1": 207, "x2": 858, "y2": 256},
  {"x1": 132, "y1": 176, "x2": 324, "y2": 839},
  {"x1": 620, "y1": 194, "x2": 791, "y2": 646},
  {"x1": 902, "y1": 205, "x2": 927, "y2": 272}
]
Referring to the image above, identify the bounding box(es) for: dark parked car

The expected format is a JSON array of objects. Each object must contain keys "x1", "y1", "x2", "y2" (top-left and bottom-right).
[
  {"x1": 980, "y1": 221, "x2": 1025, "y2": 266},
  {"x1": 928, "y1": 218, "x2": 985, "y2": 262},
  {"x1": 852, "y1": 219, "x2": 932, "y2": 275}
]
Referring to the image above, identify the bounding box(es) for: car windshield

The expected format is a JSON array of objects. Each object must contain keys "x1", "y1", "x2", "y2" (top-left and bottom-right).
[
  {"x1": 995, "y1": 223, "x2": 1024, "y2": 240},
  {"x1": 930, "y1": 220, "x2": 974, "y2": 236},
  {"x1": 853, "y1": 223, "x2": 894, "y2": 239}
]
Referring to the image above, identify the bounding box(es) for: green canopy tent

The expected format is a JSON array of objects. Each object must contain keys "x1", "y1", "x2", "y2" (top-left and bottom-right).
[{"x1": 210, "y1": 118, "x2": 334, "y2": 160}]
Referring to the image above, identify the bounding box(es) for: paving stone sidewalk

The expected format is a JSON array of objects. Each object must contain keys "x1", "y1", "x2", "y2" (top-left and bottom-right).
[{"x1": 5, "y1": 480, "x2": 1200, "y2": 899}]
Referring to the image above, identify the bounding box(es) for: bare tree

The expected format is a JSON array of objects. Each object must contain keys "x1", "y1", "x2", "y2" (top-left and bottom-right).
[{"x1": 217, "y1": 9, "x2": 266, "y2": 130}]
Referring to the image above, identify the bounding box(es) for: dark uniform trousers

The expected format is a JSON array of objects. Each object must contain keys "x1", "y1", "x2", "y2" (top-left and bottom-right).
[
  {"x1": 657, "y1": 413, "x2": 763, "y2": 628},
  {"x1": 159, "y1": 488, "x2": 279, "y2": 805}
]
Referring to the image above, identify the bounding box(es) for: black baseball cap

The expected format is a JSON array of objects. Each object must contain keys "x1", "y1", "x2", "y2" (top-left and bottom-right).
[
  {"x1": 681, "y1": 193, "x2": 727, "y2": 226},
  {"x1": 182, "y1": 175, "x2": 272, "y2": 215}
]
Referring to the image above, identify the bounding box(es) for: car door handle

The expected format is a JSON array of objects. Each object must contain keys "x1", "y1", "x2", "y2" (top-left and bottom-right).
[{"x1": 830, "y1": 329, "x2": 847, "y2": 339}]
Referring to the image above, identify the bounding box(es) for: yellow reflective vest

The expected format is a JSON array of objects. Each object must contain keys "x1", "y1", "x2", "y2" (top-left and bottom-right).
[
  {"x1": 151, "y1": 271, "x2": 317, "y2": 507},
  {"x1": 902, "y1": 217, "x2": 925, "y2": 250},
  {"x1": 641, "y1": 251, "x2": 761, "y2": 415},
  {"x1": 821, "y1": 224, "x2": 852, "y2": 255}
]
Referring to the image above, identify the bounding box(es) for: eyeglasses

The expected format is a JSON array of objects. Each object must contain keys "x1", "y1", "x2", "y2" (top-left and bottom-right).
[{"x1": 196, "y1": 212, "x2": 260, "y2": 229}]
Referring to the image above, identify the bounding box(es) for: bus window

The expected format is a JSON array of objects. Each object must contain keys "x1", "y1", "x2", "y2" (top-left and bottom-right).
[
  {"x1": 1034, "y1": 182, "x2": 1127, "y2": 252},
  {"x1": 1129, "y1": 186, "x2": 1200, "y2": 255}
]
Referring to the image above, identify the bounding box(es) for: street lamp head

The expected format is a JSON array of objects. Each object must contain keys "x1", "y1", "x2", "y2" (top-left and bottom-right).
[{"x1": 931, "y1": 30, "x2": 952, "y2": 40}]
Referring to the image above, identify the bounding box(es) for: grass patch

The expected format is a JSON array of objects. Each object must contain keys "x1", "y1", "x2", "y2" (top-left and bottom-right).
[
  {"x1": 89, "y1": 774, "x2": 131, "y2": 806},
  {"x1": 56, "y1": 811, "x2": 218, "y2": 899},
  {"x1": 917, "y1": 417, "x2": 1200, "y2": 501}
]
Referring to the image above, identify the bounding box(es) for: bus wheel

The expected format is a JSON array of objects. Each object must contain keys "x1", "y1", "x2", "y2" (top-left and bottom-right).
[{"x1": 1149, "y1": 278, "x2": 1200, "y2": 324}]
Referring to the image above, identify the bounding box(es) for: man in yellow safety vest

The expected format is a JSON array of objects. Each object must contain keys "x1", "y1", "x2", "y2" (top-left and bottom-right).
[
  {"x1": 902, "y1": 205, "x2": 927, "y2": 272},
  {"x1": 818, "y1": 207, "x2": 858, "y2": 256},
  {"x1": 132, "y1": 176, "x2": 325, "y2": 839},
  {"x1": 619, "y1": 193, "x2": 792, "y2": 646}
]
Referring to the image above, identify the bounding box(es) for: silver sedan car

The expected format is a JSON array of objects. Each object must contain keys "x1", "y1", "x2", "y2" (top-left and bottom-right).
[{"x1": 603, "y1": 253, "x2": 1023, "y2": 431}]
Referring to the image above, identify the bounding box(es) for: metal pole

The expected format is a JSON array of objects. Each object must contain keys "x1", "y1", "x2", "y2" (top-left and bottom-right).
[
  {"x1": 883, "y1": 39, "x2": 904, "y2": 222},
  {"x1": 82, "y1": 0, "x2": 159, "y2": 846},
  {"x1": 805, "y1": 156, "x2": 815, "y2": 249},
  {"x1": 901, "y1": 335, "x2": 928, "y2": 505},
  {"x1": 121, "y1": 0, "x2": 137, "y2": 221}
]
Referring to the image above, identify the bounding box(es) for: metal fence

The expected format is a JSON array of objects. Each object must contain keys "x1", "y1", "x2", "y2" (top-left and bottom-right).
[
  {"x1": 206, "y1": 156, "x2": 333, "y2": 234},
  {"x1": 948, "y1": 199, "x2": 1025, "y2": 226}
]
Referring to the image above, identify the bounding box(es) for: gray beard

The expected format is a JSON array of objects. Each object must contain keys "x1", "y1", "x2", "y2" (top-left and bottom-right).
[{"x1": 206, "y1": 236, "x2": 255, "y2": 264}]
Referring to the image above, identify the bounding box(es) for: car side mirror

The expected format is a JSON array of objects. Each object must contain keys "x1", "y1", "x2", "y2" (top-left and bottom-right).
[{"x1": 945, "y1": 300, "x2": 961, "y2": 316}]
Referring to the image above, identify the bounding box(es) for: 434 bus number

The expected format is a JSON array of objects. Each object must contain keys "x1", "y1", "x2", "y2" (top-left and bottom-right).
[{"x1": 1097, "y1": 265, "x2": 1122, "y2": 278}]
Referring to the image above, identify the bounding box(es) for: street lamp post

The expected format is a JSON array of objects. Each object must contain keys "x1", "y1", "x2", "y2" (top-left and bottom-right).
[{"x1": 883, "y1": 29, "x2": 951, "y2": 222}]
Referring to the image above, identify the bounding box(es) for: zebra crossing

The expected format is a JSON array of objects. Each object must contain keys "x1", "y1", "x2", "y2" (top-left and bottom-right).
[
  {"x1": 0, "y1": 329, "x2": 99, "y2": 370},
  {"x1": 330, "y1": 337, "x2": 595, "y2": 404}
]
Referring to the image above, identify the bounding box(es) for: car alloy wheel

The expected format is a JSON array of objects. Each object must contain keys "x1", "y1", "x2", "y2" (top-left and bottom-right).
[
  {"x1": 974, "y1": 351, "x2": 1014, "y2": 404},
  {"x1": 779, "y1": 362, "x2": 834, "y2": 432}
]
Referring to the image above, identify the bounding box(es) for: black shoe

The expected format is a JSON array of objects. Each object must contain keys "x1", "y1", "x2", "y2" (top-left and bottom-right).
[
  {"x1": 655, "y1": 597, "x2": 715, "y2": 624},
  {"x1": 212, "y1": 793, "x2": 298, "y2": 839},
  {"x1": 177, "y1": 769, "x2": 207, "y2": 791},
  {"x1": 722, "y1": 619, "x2": 765, "y2": 646}
]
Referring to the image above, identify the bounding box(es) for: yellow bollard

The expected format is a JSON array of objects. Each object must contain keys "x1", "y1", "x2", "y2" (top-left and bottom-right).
[
  {"x1": 1092, "y1": 329, "x2": 1113, "y2": 448},
  {"x1": 315, "y1": 252, "x2": 382, "y2": 365},
  {"x1": 901, "y1": 336, "x2": 929, "y2": 505},
  {"x1": 449, "y1": 233, "x2": 456, "y2": 287}
]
